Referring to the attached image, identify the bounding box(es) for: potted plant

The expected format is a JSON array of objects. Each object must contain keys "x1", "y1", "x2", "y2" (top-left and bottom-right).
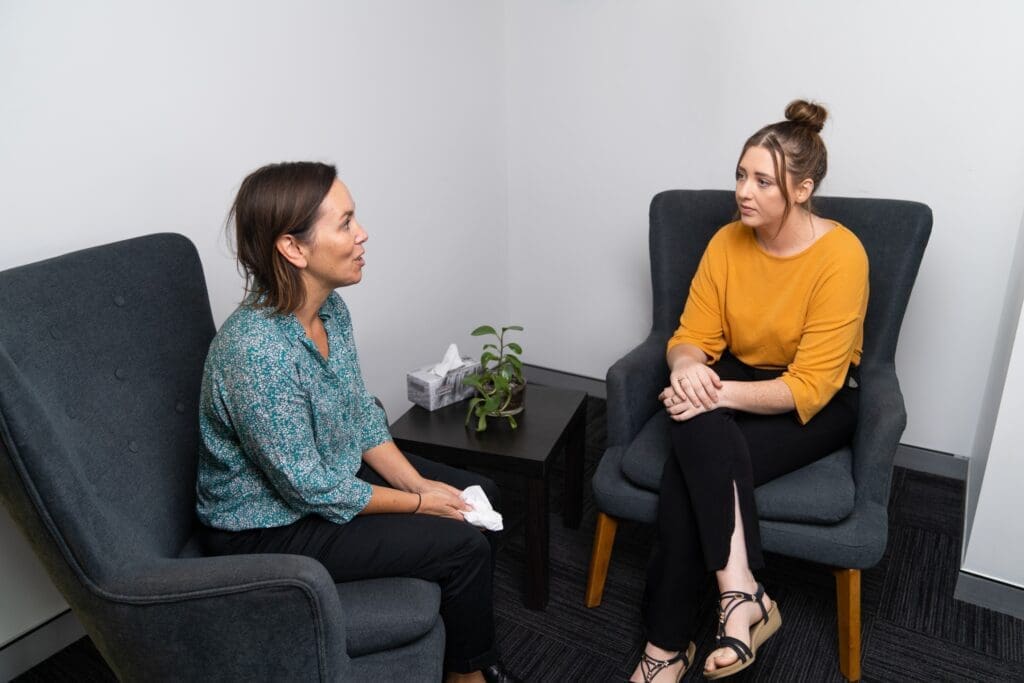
[{"x1": 462, "y1": 324, "x2": 525, "y2": 431}]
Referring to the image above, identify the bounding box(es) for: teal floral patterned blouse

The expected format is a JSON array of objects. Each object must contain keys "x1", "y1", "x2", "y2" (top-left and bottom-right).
[{"x1": 196, "y1": 292, "x2": 391, "y2": 530}]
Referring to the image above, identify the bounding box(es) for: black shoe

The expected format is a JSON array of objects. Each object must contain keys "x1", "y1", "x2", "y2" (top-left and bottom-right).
[{"x1": 482, "y1": 662, "x2": 523, "y2": 683}]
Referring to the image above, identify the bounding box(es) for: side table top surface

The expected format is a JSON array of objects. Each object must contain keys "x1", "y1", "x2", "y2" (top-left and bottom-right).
[{"x1": 389, "y1": 384, "x2": 587, "y2": 465}]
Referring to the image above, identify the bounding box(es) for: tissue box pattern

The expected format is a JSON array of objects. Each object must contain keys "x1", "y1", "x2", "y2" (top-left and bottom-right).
[{"x1": 407, "y1": 358, "x2": 481, "y2": 411}]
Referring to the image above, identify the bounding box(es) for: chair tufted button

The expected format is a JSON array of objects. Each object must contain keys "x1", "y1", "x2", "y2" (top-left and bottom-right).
[
  {"x1": 175, "y1": 401, "x2": 186, "y2": 414},
  {"x1": 128, "y1": 440, "x2": 138, "y2": 453},
  {"x1": 66, "y1": 407, "x2": 77, "y2": 419},
  {"x1": 115, "y1": 368, "x2": 127, "y2": 380},
  {"x1": 49, "y1": 326, "x2": 62, "y2": 340},
  {"x1": 113, "y1": 295, "x2": 126, "y2": 307}
]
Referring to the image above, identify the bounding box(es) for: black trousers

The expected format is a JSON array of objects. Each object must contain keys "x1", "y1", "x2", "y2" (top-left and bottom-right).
[
  {"x1": 643, "y1": 352, "x2": 859, "y2": 649},
  {"x1": 199, "y1": 452, "x2": 501, "y2": 673}
]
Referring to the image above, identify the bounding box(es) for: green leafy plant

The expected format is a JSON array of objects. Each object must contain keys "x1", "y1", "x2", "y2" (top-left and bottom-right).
[{"x1": 462, "y1": 324, "x2": 525, "y2": 431}]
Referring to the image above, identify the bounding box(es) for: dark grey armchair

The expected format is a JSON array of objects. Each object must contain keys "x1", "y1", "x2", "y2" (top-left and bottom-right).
[
  {"x1": 584, "y1": 191, "x2": 931, "y2": 681},
  {"x1": 0, "y1": 234, "x2": 444, "y2": 681}
]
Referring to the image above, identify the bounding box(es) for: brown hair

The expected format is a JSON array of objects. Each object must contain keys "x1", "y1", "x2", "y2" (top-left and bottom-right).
[
  {"x1": 229, "y1": 161, "x2": 337, "y2": 313},
  {"x1": 738, "y1": 100, "x2": 829, "y2": 228}
]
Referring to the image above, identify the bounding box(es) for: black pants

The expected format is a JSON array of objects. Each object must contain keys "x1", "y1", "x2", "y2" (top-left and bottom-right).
[
  {"x1": 199, "y1": 452, "x2": 501, "y2": 673},
  {"x1": 643, "y1": 352, "x2": 859, "y2": 649}
]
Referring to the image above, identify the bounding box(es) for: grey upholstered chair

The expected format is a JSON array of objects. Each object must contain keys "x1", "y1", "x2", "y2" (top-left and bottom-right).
[
  {"x1": 584, "y1": 190, "x2": 931, "y2": 681},
  {"x1": 0, "y1": 234, "x2": 444, "y2": 681}
]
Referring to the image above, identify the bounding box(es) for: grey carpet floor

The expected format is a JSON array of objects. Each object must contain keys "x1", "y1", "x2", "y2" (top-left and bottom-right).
[{"x1": 15, "y1": 397, "x2": 1024, "y2": 682}]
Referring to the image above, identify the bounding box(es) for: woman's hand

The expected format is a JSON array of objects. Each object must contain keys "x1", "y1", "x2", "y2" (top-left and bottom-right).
[
  {"x1": 414, "y1": 478, "x2": 464, "y2": 500},
  {"x1": 668, "y1": 356, "x2": 722, "y2": 409},
  {"x1": 659, "y1": 386, "x2": 714, "y2": 422},
  {"x1": 416, "y1": 488, "x2": 471, "y2": 520}
]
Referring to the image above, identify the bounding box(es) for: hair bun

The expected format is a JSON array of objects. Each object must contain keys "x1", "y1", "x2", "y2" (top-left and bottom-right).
[{"x1": 785, "y1": 99, "x2": 827, "y2": 133}]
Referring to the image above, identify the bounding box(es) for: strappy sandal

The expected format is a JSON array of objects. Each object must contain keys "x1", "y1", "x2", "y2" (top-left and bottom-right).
[
  {"x1": 703, "y1": 583, "x2": 781, "y2": 680},
  {"x1": 630, "y1": 641, "x2": 696, "y2": 683}
]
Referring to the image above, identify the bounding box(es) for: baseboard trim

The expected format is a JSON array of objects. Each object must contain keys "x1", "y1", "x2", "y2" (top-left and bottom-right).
[
  {"x1": 0, "y1": 609, "x2": 84, "y2": 681},
  {"x1": 955, "y1": 571, "x2": 1024, "y2": 620},
  {"x1": 526, "y1": 364, "x2": 967, "y2": 480},
  {"x1": 893, "y1": 444, "x2": 968, "y2": 481}
]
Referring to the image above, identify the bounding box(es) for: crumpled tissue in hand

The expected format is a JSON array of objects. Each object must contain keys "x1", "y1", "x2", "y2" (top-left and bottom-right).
[{"x1": 461, "y1": 485, "x2": 504, "y2": 531}]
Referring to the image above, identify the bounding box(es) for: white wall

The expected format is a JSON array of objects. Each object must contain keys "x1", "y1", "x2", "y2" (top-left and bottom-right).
[
  {"x1": 962, "y1": 206, "x2": 1024, "y2": 592},
  {"x1": 0, "y1": 0, "x2": 509, "y2": 412},
  {"x1": 0, "y1": 0, "x2": 507, "y2": 656},
  {"x1": 963, "y1": 272, "x2": 1024, "y2": 588},
  {"x1": 505, "y1": 0, "x2": 1024, "y2": 456},
  {"x1": 965, "y1": 209, "x2": 1024, "y2": 550},
  {"x1": 0, "y1": 518, "x2": 69, "y2": 647}
]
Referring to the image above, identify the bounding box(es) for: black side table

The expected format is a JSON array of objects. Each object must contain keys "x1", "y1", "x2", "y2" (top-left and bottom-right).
[{"x1": 389, "y1": 384, "x2": 587, "y2": 610}]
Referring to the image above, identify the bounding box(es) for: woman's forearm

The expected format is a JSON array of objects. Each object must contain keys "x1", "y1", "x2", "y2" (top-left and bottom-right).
[
  {"x1": 361, "y1": 441, "x2": 425, "y2": 492},
  {"x1": 667, "y1": 343, "x2": 709, "y2": 370},
  {"x1": 719, "y1": 378, "x2": 795, "y2": 414},
  {"x1": 359, "y1": 443, "x2": 470, "y2": 519},
  {"x1": 360, "y1": 484, "x2": 421, "y2": 515}
]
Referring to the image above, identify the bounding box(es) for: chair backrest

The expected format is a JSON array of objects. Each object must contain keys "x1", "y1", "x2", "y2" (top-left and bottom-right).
[
  {"x1": 0, "y1": 234, "x2": 215, "y2": 590},
  {"x1": 649, "y1": 190, "x2": 932, "y2": 369}
]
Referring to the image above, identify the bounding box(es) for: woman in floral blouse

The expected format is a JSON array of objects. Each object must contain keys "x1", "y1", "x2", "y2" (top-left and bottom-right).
[{"x1": 196, "y1": 162, "x2": 519, "y2": 683}]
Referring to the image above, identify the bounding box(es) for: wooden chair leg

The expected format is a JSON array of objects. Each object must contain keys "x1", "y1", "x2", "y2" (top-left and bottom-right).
[
  {"x1": 585, "y1": 512, "x2": 618, "y2": 607},
  {"x1": 834, "y1": 568, "x2": 862, "y2": 681}
]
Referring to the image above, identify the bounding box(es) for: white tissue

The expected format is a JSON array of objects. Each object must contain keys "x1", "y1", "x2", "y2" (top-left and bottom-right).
[
  {"x1": 461, "y1": 485, "x2": 504, "y2": 531},
  {"x1": 431, "y1": 343, "x2": 465, "y2": 377}
]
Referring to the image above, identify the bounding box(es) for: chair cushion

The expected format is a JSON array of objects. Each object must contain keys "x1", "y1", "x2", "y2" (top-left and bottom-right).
[
  {"x1": 336, "y1": 577, "x2": 442, "y2": 657},
  {"x1": 620, "y1": 412, "x2": 855, "y2": 524},
  {"x1": 760, "y1": 499, "x2": 888, "y2": 568},
  {"x1": 754, "y1": 448, "x2": 855, "y2": 523},
  {"x1": 621, "y1": 411, "x2": 674, "y2": 491},
  {"x1": 593, "y1": 445, "x2": 659, "y2": 523}
]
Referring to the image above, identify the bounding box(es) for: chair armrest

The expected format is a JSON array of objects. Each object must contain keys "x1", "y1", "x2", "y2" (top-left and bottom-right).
[
  {"x1": 606, "y1": 333, "x2": 668, "y2": 448},
  {"x1": 94, "y1": 554, "x2": 349, "y2": 681},
  {"x1": 851, "y1": 363, "x2": 907, "y2": 507},
  {"x1": 115, "y1": 552, "x2": 340, "y2": 602}
]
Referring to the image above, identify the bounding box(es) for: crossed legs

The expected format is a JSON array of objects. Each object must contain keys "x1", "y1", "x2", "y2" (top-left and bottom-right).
[
  {"x1": 633, "y1": 357, "x2": 857, "y2": 680},
  {"x1": 633, "y1": 406, "x2": 764, "y2": 681}
]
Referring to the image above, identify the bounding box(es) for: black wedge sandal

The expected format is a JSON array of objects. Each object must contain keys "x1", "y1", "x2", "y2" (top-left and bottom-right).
[
  {"x1": 703, "y1": 582, "x2": 782, "y2": 680},
  {"x1": 630, "y1": 641, "x2": 696, "y2": 683}
]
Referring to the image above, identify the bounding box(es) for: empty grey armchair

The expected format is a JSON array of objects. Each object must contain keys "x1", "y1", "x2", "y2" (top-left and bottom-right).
[
  {"x1": 584, "y1": 190, "x2": 931, "y2": 681},
  {"x1": 0, "y1": 234, "x2": 444, "y2": 681}
]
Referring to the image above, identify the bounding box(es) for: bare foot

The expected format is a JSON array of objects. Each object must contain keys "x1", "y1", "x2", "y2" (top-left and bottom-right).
[{"x1": 703, "y1": 586, "x2": 773, "y2": 674}]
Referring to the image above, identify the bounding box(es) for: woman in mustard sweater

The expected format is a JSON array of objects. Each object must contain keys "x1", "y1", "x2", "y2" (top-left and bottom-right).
[{"x1": 631, "y1": 101, "x2": 868, "y2": 682}]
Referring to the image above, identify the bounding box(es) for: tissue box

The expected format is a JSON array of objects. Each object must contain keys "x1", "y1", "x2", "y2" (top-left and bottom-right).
[{"x1": 407, "y1": 358, "x2": 481, "y2": 411}]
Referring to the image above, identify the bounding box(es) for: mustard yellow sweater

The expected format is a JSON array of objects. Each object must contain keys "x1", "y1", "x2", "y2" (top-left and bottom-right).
[{"x1": 667, "y1": 221, "x2": 869, "y2": 424}]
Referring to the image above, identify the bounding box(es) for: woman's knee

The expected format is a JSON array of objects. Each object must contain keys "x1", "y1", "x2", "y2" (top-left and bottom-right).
[
  {"x1": 438, "y1": 524, "x2": 492, "y2": 593},
  {"x1": 671, "y1": 407, "x2": 736, "y2": 432},
  {"x1": 437, "y1": 518, "x2": 491, "y2": 561},
  {"x1": 670, "y1": 408, "x2": 742, "y2": 451},
  {"x1": 463, "y1": 525, "x2": 492, "y2": 563}
]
